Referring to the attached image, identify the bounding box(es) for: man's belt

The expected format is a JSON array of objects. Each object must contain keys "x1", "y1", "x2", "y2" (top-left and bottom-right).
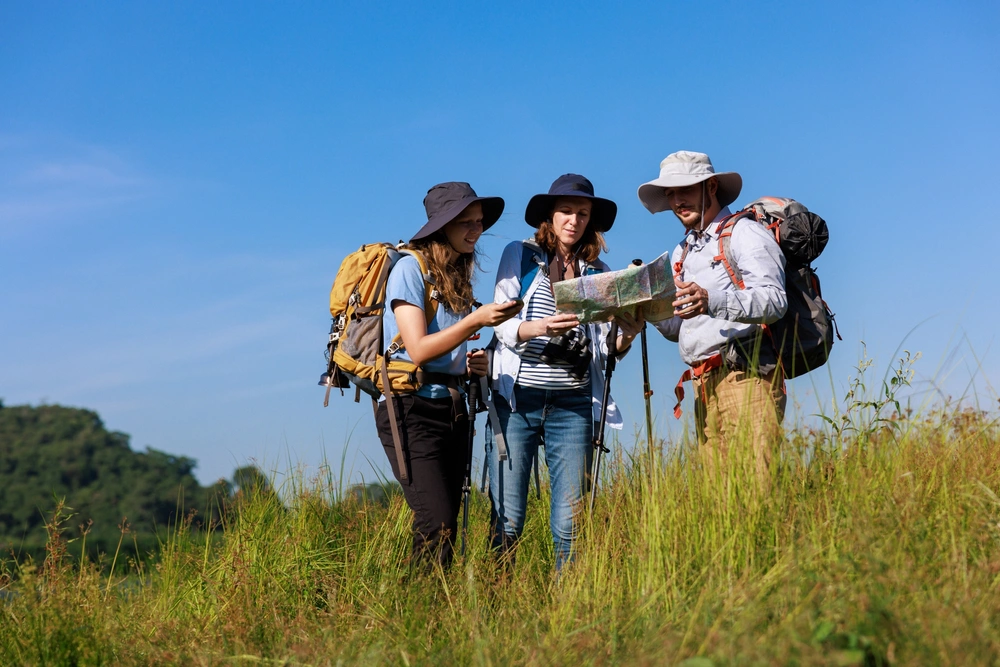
[{"x1": 673, "y1": 354, "x2": 723, "y2": 419}]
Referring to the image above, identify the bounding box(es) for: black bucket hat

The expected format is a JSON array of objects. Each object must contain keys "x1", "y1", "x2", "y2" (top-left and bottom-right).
[
  {"x1": 410, "y1": 182, "x2": 505, "y2": 242},
  {"x1": 524, "y1": 174, "x2": 618, "y2": 232}
]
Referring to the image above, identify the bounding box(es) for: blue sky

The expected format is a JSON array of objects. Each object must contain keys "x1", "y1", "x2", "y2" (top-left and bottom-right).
[{"x1": 2, "y1": 1, "x2": 998, "y2": 486}]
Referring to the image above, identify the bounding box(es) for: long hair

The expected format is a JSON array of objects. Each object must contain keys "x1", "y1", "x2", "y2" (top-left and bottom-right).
[
  {"x1": 534, "y1": 220, "x2": 608, "y2": 264},
  {"x1": 404, "y1": 233, "x2": 479, "y2": 313}
]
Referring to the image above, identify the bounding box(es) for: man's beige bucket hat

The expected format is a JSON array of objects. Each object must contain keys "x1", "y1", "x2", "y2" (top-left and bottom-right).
[{"x1": 637, "y1": 151, "x2": 743, "y2": 213}]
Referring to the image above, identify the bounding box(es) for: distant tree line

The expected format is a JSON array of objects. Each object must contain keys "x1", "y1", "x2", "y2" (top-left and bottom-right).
[
  {"x1": 0, "y1": 403, "x2": 234, "y2": 565},
  {"x1": 0, "y1": 402, "x2": 402, "y2": 568}
]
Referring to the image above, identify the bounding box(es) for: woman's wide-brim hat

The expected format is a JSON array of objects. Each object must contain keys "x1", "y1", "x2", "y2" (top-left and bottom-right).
[
  {"x1": 410, "y1": 181, "x2": 505, "y2": 242},
  {"x1": 637, "y1": 151, "x2": 742, "y2": 213},
  {"x1": 524, "y1": 173, "x2": 618, "y2": 233}
]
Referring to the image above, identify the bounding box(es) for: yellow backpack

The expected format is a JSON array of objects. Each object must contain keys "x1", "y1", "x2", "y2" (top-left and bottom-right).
[
  {"x1": 321, "y1": 242, "x2": 438, "y2": 405},
  {"x1": 320, "y1": 243, "x2": 439, "y2": 482}
]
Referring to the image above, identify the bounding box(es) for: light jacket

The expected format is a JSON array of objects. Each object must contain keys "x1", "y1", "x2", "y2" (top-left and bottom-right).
[{"x1": 491, "y1": 239, "x2": 624, "y2": 430}]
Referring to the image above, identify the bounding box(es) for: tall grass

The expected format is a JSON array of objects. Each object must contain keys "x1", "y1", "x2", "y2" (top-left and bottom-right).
[{"x1": 2, "y1": 358, "x2": 999, "y2": 665}]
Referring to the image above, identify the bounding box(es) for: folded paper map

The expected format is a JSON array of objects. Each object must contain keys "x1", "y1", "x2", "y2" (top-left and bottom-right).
[{"x1": 553, "y1": 251, "x2": 676, "y2": 323}]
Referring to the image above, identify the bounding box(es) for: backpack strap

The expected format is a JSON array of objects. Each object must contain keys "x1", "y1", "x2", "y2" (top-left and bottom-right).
[
  {"x1": 713, "y1": 212, "x2": 749, "y2": 290},
  {"x1": 400, "y1": 247, "x2": 441, "y2": 319},
  {"x1": 378, "y1": 360, "x2": 409, "y2": 483},
  {"x1": 519, "y1": 239, "x2": 548, "y2": 300},
  {"x1": 386, "y1": 248, "x2": 441, "y2": 355},
  {"x1": 673, "y1": 239, "x2": 692, "y2": 279},
  {"x1": 480, "y1": 373, "x2": 507, "y2": 461}
]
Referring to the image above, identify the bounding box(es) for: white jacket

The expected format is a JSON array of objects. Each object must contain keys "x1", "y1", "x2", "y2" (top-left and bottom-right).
[{"x1": 490, "y1": 239, "x2": 624, "y2": 430}]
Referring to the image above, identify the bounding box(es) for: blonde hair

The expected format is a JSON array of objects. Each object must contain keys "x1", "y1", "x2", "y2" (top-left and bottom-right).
[{"x1": 405, "y1": 233, "x2": 479, "y2": 313}]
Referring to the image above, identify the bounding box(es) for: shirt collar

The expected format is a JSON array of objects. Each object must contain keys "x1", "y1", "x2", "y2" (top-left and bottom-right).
[{"x1": 683, "y1": 206, "x2": 733, "y2": 245}]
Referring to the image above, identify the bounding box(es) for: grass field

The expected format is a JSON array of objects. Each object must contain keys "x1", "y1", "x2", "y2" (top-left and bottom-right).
[{"x1": 2, "y1": 358, "x2": 999, "y2": 666}]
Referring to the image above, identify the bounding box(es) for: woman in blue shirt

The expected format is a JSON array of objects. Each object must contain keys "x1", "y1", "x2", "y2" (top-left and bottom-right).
[{"x1": 376, "y1": 181, "x2": 521, "y2": 571}]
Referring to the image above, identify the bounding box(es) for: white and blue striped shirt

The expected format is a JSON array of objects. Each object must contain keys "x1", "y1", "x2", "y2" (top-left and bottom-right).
[{"x1": 516, "y1": 271, "x2": 590, "y2": 389}]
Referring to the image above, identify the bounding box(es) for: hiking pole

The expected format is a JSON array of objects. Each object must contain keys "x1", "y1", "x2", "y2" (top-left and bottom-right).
[
  {"x1": 589, "y1": 321, "x2": 619, "y2": 513},
  {"x1": 634, "y1": 258, "x2": 655, "y2": 461},
  {"x1": 532, "y1": 447, "x2": 542, "y2": 499},
  {"x1": 461, "y1": 374, "x2": 482, "y2": 559}
]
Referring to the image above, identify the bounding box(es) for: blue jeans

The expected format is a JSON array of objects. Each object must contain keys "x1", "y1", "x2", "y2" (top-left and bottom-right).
[{"x1": 487, "y1": 385, "x2": 594, "y2": 570}]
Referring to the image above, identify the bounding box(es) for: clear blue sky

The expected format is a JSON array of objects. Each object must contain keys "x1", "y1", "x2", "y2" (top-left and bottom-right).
[{"x1": 3, "y1": 1, "x2": 998, "y2": 485}]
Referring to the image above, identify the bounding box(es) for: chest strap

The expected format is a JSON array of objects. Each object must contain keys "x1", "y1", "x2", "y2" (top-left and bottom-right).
[{"x1": 673, "y1": 354, "x2": 723, "y2": 418}]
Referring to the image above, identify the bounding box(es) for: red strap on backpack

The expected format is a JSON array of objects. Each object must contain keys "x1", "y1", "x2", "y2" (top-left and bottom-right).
[{"x1": 712, "y1": 212, "x2": 747, "y2": 290}]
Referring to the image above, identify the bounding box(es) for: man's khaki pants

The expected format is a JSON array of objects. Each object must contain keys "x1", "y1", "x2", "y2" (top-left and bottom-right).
[{"x1": 692, "y1": 368, "x2": 786, "y2": 485}]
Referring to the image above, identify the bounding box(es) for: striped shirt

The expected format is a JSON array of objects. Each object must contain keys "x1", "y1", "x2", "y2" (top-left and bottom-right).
[{"x1": 517, "y1": 271, "x2": 590, "y2": 389}]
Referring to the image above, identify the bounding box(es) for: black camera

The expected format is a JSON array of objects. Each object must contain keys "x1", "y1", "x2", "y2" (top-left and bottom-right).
[{"x1": 539, "y1": 328, "x2": 592, "y2": 380}]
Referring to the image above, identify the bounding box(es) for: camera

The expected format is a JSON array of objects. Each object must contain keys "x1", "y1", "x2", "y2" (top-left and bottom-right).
[{"x1": 539, "y1": 328, "x2": 593, "y2": 380}]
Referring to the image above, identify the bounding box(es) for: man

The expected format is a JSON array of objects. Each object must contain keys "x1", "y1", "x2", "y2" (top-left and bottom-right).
[{"x1": 637, "y1": 151, "x2": 787, "y2": 483}]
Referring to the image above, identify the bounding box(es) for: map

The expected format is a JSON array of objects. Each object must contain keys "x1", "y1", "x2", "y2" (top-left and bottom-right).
[{"x1": 553, "y1": 251, "x2": 676, "y2": 324}]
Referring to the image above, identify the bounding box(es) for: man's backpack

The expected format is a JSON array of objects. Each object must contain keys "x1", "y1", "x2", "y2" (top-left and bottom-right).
[
  {"x1": 319, "y1": 242, "x2": 439, "y2": 481},
  {"x1": 716, "y1": 197, "x2": 840, "y2": 379}
]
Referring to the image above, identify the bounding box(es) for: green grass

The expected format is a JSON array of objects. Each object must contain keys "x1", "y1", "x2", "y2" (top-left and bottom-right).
[{"x1": 2, "y1": 365, "x2": 999, "y2": 665}]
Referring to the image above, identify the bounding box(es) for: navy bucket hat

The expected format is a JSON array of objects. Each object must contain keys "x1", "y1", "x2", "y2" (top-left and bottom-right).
[
  {"x1": 410, "y1": 182, "x2": 505, "y2": 242},
  {"x1": 524, "y1": 174, "x2": 618, "y2": 232}
]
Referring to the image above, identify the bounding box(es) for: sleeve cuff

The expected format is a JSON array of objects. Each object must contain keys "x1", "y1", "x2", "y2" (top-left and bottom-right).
[{"x1": 706, "y1": 289, "x2": 728, "y2": 319}]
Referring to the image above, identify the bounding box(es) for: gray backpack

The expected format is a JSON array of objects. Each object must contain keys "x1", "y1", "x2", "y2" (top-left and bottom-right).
[{"x1": 717, "y1": 197, "x2": 840, "y2": 379}]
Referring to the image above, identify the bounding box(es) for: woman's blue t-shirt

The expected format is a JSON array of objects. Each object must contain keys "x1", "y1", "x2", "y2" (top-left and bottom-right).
[{"x1": 382, "y1": 254, "x2": 468, "y2": 398}]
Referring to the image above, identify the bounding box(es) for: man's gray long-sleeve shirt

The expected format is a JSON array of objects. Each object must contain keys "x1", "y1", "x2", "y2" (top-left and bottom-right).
[{"x1": 653, "y1": 207, "x2": 787, "y2": 366}]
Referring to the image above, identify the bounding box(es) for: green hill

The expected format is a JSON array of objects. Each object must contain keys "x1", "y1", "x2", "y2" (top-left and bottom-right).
[{"x1": 0, "y1": 402, "x2": 228, "y2": 564}]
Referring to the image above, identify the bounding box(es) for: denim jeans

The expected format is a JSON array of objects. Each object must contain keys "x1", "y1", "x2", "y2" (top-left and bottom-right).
[{"x1": 487, "y1": 385, "x2": 594, "y2": 570}]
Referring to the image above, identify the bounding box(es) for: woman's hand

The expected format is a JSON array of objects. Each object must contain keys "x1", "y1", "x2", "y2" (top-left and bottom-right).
[
  {"x1": 613, "y1": 309, "x2": 645, "y2": 350},
  {"x1": 614, "y1": 310, "x2": 644, "y2": 338},
  {"x1": 475, "y1": 300, "x2": 523, "y2": 328},
  {"x1": 466, "y1": 349, "x2": 489, "y2": 377},
  {"x1": 518, "y1": 313, "x2": 580, "y2": 341}
]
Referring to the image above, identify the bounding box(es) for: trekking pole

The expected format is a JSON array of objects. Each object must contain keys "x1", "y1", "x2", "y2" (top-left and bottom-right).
[
  {"x1": 532, "y1": 448, "x2": 542, "y2": 499},
  {"x1": 589, "y1": 321, "x2": 619, "y2": 513},
  {"x1": 634, "y1": 258, "x2": 655, "y2": 461},
  {"x1": 461, "y1": 374, "x2": 481, "y2": 559}
]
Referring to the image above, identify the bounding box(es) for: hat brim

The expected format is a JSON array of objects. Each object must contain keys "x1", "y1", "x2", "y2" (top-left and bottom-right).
[
  {"x1": 410, "y1": 196, "x2": 505, "y2": 242},
  {"x1": 524, "y1": 194, "x2": 618, "y2": 233},
  {"x1": 637, "y1": 172, "x2": 742, "y2": 214}
]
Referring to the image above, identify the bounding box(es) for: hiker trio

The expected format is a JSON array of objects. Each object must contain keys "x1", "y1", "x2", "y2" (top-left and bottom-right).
[{"x1": 322, "y1": 151, "x2": 836, "y2": 572}]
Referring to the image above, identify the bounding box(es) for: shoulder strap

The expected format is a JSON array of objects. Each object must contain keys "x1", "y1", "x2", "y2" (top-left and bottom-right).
[
  {"x1": 518, "y1": 239, "x2": 548, "y2": 301},
  {"x1": 399, "y1": 247, "x2": 442, "y2": 317},
  {"x1": 389, "y1": 248, "x2": 442, "y2": 353},
  {"x1": 581, "y1": 258, "x2": 604, "y2": 277},
  {"x1": 713, "y1": 212, "x2": 749, "y2": 290}
]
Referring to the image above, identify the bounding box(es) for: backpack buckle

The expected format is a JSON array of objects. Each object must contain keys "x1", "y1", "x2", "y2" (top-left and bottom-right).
[
  {"x1": 386, "y1": 341, "x2": 403, "y2": 355},
  {"x1": 330, "y1": 313, "x2": 347, "y2": 341}
]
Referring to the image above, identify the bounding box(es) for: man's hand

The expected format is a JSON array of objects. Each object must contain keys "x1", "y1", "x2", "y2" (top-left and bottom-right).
[
  {"x1": 519, "y1": 313, "x2": 580, "y2": 341},
  {"x1": 673, "y1": 279, "x2": 709, "y2": 319},
  {"x1": 467, "y1": 349, "x2": 489, "y2": 377}
]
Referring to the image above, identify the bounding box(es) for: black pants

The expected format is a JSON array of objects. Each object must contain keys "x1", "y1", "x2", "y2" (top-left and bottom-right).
[{"x1": 376, "y1": 393, "x2": 469, "y2": 570}]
